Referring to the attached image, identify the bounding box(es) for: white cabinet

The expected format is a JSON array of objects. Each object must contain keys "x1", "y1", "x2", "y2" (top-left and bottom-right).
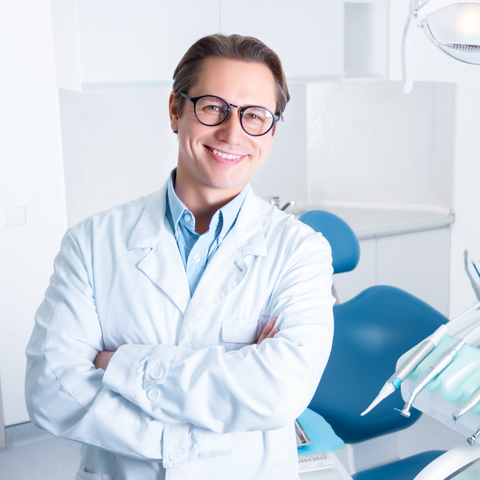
[
  {"x1": 51, "y1": 0, "x2": 220, "y2": 90},
  {"x1": 220, "y1": 0, "x2": 344, "y2": 83},
  {"x1": 344, "y1": 0, "x2": 388, "y2": 80},
  {"x1": 51, "y1": 0, "x2": 345, "y2": 91},
  {"x1": 376, "y1": 228, "x2": 451, "y2": 316},
  {"x1": 334, "y1": 228, "x2": 451, "y2": 317}
]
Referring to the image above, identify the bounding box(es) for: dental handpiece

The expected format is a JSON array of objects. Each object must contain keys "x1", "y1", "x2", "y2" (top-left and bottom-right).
[
  {"x1": 398, "y1": 338, "x2": 466, "y2": 418},
  {"x1": 361, "y1": 299, "x2": 480, "y2": 417},
  {"x1": 453, "y1": 385, "x2": 480, "y2": 422},
  {"x1": 467, "y1": 425, "x2": 480, "y2": 446},
  {"x1": 360, "y1": 325, "x2": 448, "y2": 416}
]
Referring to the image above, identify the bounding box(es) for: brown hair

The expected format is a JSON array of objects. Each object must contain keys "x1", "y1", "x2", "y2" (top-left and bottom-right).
[{"x1": 172, "y1": 34, "x2": 290, "y2": 121}]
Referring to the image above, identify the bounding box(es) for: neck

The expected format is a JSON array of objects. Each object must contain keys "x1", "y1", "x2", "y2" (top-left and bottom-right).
[{"x1": 174, "y1": 172, "x2": 246, "y2": 235}]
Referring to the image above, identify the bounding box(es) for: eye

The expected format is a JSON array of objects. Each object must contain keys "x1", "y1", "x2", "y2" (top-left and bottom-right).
[
  {"x1": 206, "y1": 105, "x2": 222, "y2": 112},
  {"x1": 244, "y1": 109, "x2": 267, "y2": 122}
]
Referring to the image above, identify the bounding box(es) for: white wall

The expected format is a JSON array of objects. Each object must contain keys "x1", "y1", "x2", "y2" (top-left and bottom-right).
[
  {"x1": 307, "y1": 81, "x2": 454, "y2": 213},
  {"x1": 0, "y1": 1, "x2": 67, "y2": 425},
  {"x1": 388, "y1": 0, "x2": 480, "y2": 317}
]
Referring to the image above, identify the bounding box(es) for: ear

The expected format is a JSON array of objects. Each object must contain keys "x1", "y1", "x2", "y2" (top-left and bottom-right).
[{"x1": 169, "y1": 92, "x2": 179, "y2": 132}]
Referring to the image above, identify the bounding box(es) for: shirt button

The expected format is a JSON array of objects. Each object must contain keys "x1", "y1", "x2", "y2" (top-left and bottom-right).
[
  {"x1": 147, "y1": 388, "x2": 160, "y2": 401},
  {"x1": 181, "y1": 342, "x2": 189, "y2": 348},
  {"x1": 193, "y1": 254, "x2": 201, "y2": 263},
  {"x1": 169, "y1": 448, "x2": 182, "y2": 461},
  {"x1": 184, "y1": 214, "x2": 192, "y2": 222},
  {"x1": 150, "y1": 367, "x2": 162, "y2": 379}
]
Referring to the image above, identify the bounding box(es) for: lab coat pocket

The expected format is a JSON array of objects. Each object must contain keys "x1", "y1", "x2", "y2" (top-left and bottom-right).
[
  {"x1": 198, "y1": 428, "x2": 232, "y2": 458},
  {"x1": 75, "y1": 468, "x2": 113, "y2": 480},
  {"x1": 221, "y1": 317, "x2": 261, "y2": 352}
]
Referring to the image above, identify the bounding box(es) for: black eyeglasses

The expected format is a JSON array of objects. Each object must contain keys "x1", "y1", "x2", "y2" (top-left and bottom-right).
[{"x1": 180, "y1": 92, "x2": 279, "y2": 137}]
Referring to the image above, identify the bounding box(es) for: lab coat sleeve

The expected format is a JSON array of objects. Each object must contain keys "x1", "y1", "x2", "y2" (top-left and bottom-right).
[
  {"x1": 103, "y1": 232, "x2": 334, "y2": 435},
  {"x1": 25, "y1": 229, "x2": 182, "y2": 461}
]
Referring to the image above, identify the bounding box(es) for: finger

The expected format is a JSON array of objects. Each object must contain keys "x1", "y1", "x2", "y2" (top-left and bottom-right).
[
  {"x1": 267, "y1": 327, "x2": 279, "y2": 339},
  {"x1": 256, "y1": 318, "x2": 277, "y2": 344},
  {"x1": 256, "y1": 324, "x2": 273, "y2": 344}
]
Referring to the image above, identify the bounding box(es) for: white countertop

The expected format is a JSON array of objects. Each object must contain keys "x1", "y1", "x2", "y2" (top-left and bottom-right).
[{"x1": 291, "y1": 207, "x2": 454, "y2": 240}]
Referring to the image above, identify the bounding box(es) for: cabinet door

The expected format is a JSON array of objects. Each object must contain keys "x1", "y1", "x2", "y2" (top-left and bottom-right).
[
  {"x1": 52, "y1": 0, "x2": 221, "y2": 89},
  {"x1": 334, "y1": 238, "x2": 377, "y2": 303},
  {"x1": 220, "y1": 0, "x2": 344, "y2": 82},
  {"x1": 376, "y1": 229, "x2": 451, "y2": 316}
]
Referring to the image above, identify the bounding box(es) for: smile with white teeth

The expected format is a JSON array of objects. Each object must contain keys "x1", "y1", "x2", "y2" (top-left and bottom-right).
[{"x1": 210, "y1": 148, "x2": 243, "y2": 160}]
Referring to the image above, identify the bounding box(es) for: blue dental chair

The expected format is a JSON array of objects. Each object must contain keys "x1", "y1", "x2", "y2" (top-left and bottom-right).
[{"x1": 299, "y1": 210, "x2": 447, "y2": 480}]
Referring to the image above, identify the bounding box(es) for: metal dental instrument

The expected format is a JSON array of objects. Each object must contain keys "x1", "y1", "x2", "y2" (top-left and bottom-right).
[
  {"x1": 361, "y1": 299, "x2": 480, "y2": 416},
  {"x1": 361, "y1": 325, "x2": 448, "y2": 416},
  {"x1": 464, "y1": 250, "x2": 480, "y2": 301},
  {"x1": 467, "y1": 424, "x2": 480, "y2": 446},
  {"x1": 398, "y1": 322, "x2": 480, "y2": 418},
  {"x1": 453, "y1": 385, "x2": 480, "y2": 422},
  {"x1": 397, "y1": 338, "x2": 466, "y2": 418}
]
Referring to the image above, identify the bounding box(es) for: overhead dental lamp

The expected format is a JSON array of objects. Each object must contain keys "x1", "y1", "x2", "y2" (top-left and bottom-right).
[{"x1": 402, "y1": 0, "x2": 480, "y2": 92}]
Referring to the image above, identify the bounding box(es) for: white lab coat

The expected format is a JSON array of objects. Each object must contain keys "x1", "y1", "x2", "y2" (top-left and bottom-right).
[{"x1": 25, "y1": 182, "x2": 334, "y2": 480}]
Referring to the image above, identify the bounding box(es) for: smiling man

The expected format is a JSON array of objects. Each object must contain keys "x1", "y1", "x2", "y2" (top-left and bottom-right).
[{"x1": 26, "y1": 34, "x2": 334, "y2": 480}]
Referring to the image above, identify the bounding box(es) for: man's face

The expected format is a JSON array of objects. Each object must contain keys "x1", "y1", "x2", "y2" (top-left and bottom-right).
[{"x1": 170, "y1": 57, "x2": 277, "y2": 196}]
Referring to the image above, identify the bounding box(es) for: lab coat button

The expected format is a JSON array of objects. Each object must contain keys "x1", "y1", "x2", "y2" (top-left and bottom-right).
[
  {"x1": 150, "y1": 367, "x2": 162, "y2": 379},
  {"x1": 169, "y1": 448, "x2": 182, "y2": 461},
  {"x1": 147, "y1": 388, "x2": 160, "y2": 401},
  {"x1": 181, "y1": 342, "x2": 189, "y2": 348}
]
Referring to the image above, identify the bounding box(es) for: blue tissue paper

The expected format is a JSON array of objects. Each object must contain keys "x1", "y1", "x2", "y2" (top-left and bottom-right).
[{"x1": 297, "y1": 408, "x2": 345, "y2": 454}]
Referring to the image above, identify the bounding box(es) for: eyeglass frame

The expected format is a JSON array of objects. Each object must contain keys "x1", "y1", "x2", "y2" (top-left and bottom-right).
[{"x1": 179, "y1": 92, "x2": 280, "y2": 137}]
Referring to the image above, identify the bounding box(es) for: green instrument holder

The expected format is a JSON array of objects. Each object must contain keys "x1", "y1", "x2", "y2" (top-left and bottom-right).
[{"x1": 398, "y1": 335, "x2": 480, "y2": 437}]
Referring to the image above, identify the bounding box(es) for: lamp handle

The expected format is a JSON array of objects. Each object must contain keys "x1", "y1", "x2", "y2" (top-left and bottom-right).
[{"x1": 402, "y1": 14, "x2": 415, "y2": 93}]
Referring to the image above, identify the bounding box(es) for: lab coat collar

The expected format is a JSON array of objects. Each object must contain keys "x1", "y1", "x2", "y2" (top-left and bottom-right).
[
  {"x1": 232, "y1": 187, "x2": 267, "y2": 257},
  {"x1": 127, "y1": 181, "x2": 191, "y2": 315},
  {"x1": 126, "y1": 180, "x2": 267, "y2": 319},
  {"x1": 127, "y1": 182, "x2": 169, "y2": 250},
  {"x1": 128, "y1": 181, "x2": 267, "y2": 258}
]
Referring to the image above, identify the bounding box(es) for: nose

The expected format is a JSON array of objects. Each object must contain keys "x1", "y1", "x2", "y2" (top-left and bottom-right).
[{"x1": 215, "y1": 106, "x2": 244, "y2": 144}]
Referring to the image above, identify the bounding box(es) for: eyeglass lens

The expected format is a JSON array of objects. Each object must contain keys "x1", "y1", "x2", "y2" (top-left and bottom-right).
[{"x1": 194, "y1": 96, "x2": 274, "y2": 136}]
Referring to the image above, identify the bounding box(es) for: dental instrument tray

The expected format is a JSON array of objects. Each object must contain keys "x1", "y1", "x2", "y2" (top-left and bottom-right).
[{"x1": 398, "y1": 334, "x2": 480, "y2": 437}]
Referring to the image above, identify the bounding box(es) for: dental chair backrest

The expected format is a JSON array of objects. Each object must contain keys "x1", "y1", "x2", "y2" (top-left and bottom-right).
[
  {"x1": 298, "y1": 210, "x2": 360, "y2": 274},
  {"x1": 299, "y1": 210, "x2": 448, "y2": 475}
]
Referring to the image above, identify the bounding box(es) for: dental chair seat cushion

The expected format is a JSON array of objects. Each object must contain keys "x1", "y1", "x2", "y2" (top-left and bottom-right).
[{"x1": 351, "y1": 450, "x2": 446, "y2": 480}]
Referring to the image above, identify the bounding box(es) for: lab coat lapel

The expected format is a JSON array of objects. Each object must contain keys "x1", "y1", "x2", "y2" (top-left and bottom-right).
[
  {"x1": 128, "y1": 183, "x2": 191, "y2": 315},
  {"x1": 180, "y1": 189, "x2": 267, "y2": 340}
]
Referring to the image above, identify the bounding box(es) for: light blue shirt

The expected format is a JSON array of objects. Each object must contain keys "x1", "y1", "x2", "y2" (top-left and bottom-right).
[{"x1": 166, "y1": 171, "x2": 249, "y2": 296}]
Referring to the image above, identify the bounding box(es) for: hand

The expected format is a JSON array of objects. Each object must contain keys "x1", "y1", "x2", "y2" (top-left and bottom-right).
[
  {"x1": 93, "y1": 350, "x2": 116, "y2": 370},
  {"x1": 256, "y1": 318, "x2": 279, "y2": 345}
]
